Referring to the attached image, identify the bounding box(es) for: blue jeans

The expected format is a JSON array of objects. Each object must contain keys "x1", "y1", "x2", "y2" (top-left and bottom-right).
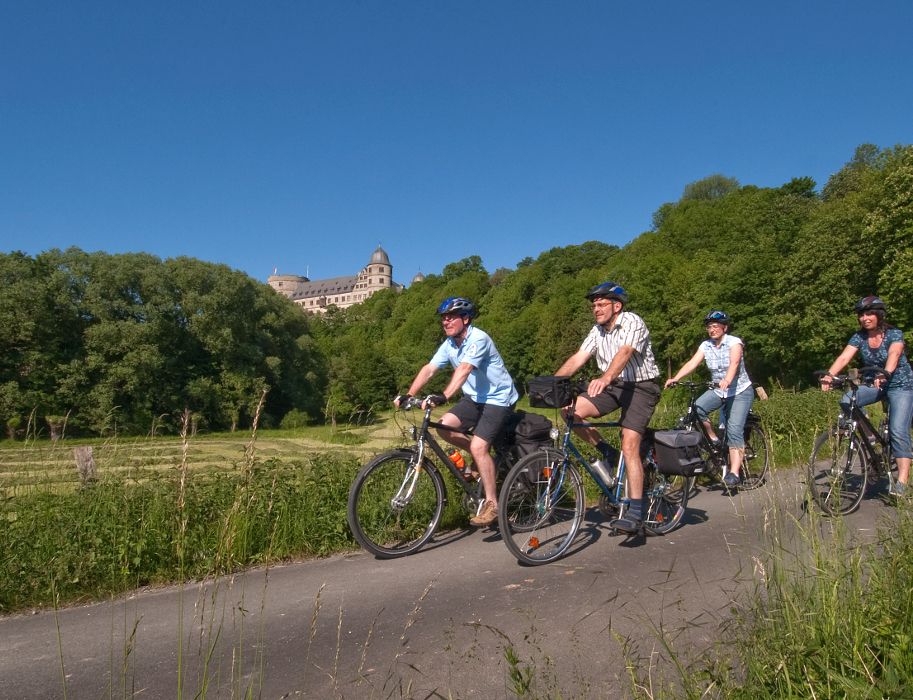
[
  {"x1": 840, "y1": 385, "x2": 913, "y2": 459},
  {"x1": 695, "y1": 386, "x2": 754, "y2": 448}
]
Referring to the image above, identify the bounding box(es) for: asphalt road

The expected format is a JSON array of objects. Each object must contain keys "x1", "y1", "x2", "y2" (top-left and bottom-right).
[{"x1": 0, "y1": 470, "x2": 892, "y2": 699}]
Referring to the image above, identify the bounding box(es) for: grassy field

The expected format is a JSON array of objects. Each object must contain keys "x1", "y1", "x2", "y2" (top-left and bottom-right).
[
  {"x1": 0, "y1": 419, "x2": 397, "y2": 499},
  {"x1": 0, "y1": 411, "x2": 414, "y2": 612},
  {"x1": 0, "y1": 388, "x2": 843, "y2": 615}
]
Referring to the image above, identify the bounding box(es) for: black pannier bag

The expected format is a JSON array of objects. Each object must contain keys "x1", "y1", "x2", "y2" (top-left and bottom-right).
[
  {"x1": 513, "y1": 410, "x2": 553, "y2": 457},
  {"x1": 527, "y1": 376, "x2": 573, "y2": 409},
  {"x1": 652, "y1": 429, "x2": 706, "y2": 476}
]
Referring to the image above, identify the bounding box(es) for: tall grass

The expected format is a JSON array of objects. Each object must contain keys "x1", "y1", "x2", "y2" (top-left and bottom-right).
[
  {"x1": 0, "y1": 454, "x2": 360, "y2": 612},
  {"x1": 622, "y1": 497, "x2": 913, "y2": 698}
]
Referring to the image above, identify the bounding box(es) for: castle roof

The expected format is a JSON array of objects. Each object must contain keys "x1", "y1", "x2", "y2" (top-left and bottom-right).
[
  {"x1": 288, "y1": 275, "x2": 358, "y2": 299},
  {"x1": 369, "y1": 245, "x2": 390, "y2": 265}
]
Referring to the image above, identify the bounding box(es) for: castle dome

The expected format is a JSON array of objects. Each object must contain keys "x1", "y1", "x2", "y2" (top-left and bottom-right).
[
  {"x1": 369, "y1": 245, "x2": 391, "y2": 265},
  {"x1": 411, "y1": 272, "x2": 425, "y2": 284}
]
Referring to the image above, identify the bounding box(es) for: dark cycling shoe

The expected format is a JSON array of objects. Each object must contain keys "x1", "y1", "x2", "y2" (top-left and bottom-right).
[
  {"x1": 610, "y1": 515, "x2": 643, "y2": 534},
  {"x1": 723, "y1": 472, "x2": 740, "y2": 489}
]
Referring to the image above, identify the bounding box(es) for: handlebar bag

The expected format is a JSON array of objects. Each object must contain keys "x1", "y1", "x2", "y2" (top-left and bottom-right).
[{"x1": 527, "y1": 376, "x2": 572, "y2": 408}]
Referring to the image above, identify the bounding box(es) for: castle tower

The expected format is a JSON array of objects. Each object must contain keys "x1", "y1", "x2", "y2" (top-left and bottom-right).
[{"x1": 354, "y1": 245, "x2": 393, "y2": 301}]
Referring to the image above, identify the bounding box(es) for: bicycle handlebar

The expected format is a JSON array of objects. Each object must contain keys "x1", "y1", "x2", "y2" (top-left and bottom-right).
[
  {"x1": 396, "y1": 396, "x2": 437, "y2": 411},
  {"x1": 396, "y1": 395, "x2": 456, "y2": 413},
  {"x1": 814, "y1": 366, "x2": 890, "y2": 389},
  {"x1": 666, "y1": 380, "x2": 720, "y2": 391}
]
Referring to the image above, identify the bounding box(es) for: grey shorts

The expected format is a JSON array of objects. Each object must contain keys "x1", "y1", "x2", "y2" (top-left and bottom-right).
[
  {"x1": 447, "y1": 397, "x2": 515, "y2": 444},
  {"x1": 582, "y1": 380, "x2": 661, "y2": 434}
]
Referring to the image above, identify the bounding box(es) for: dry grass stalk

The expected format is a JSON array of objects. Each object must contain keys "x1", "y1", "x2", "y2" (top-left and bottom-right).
[{"x1": 244, "y1": 388, "x2": 270, "y2": 472}]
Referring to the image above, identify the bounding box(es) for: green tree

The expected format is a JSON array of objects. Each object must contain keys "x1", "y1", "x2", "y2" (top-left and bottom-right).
[
  {"x1": 681, "y1": 174, "x2": 740, "y2": 201},
  {"x1": 862, "y1": 146, "x2": 913, "y2": 328}
]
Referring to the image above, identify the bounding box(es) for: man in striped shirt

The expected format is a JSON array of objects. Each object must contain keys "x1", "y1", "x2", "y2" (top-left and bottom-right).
[{"x1": 555, "y1": 282, "x2": 661, "y2": 534}]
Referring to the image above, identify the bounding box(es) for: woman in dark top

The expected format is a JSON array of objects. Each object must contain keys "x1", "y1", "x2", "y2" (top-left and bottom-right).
[{"x1": 820, "y1": 296, "x2": 913, "y2": 497}]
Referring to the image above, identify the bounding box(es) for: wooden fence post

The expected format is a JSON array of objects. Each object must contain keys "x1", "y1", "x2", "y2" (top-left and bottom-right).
[{"x1": 73, "y1": 446, "x2": 97, "y2": 485}]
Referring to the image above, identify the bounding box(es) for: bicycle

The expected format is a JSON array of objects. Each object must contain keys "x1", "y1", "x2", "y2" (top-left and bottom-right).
[
  {"x1": 670, "y1": 380, "x2": 770, "y2": 491},
  {"x1": 346, "y1": 396, "x2": 519, "y2": 558},
  {"x1": 808, "y1": 367, "x2": 899, "y2": 515},
  {"x1": 497, "y1": 379, "x2": 700, "y2": 566}
]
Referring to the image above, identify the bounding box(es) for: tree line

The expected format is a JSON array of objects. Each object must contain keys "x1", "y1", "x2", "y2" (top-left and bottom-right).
[
  {"x1": 314, "y1": 143, "x2": 913, "y2": 420},
  {"x1": 0, "y1": 250, "x2": 324, "y2": 437},
  {"x1": 2, "y1": 143, "x2": 911, "y2": 437}
]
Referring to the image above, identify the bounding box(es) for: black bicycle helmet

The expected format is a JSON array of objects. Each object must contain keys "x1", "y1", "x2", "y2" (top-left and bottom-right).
[
  {"x1": 437, "y1": 296, "x2": 477, "y2": 318},
  {"x1": 854, "y1": 295, "x2": 886, "y2": 314},
  {"x1": 703, "y1": 310, "x2": 731, "y2": 326},
  {"x1": 585, "y1": 282, "x2": 628, "y2": 304}
]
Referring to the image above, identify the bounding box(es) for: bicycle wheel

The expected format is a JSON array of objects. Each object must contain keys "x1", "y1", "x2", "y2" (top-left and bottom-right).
[
  {"x1": 498, "y1": 448, "x2": 585, "y2": 565},
  {"x1": 644, "y1": 469, "x2": 692, "y2": 535},
  {"x1": 808, "y1": 427, "x2": 868, "y2": 515},
  {"x1": 347, "y1": 449, "x2": 445, "y2": 558},
  {"x1": 739, "y1": 421, "x2": 770, "y2": 490}
]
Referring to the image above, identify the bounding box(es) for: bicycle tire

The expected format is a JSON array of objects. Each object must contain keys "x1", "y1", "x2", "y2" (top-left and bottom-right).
[
  {"x1": 498, "y1": 448, "x2": 585, "y2": 565},
  {"x1": 347, "y1": 449, "x2": 446, "y2": 558},
  {"x1": 643, "y1": 469, "x2": 692, "y2": 535},
  {"x1": 807, "y1": 427, "x2": 868, "y2": 515},
  {"x1": 739, "y1": 422, "x2": 770, "y2": 490}
]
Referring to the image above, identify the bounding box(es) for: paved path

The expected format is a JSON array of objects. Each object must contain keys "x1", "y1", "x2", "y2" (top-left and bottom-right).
[{"x1": 0, "y1": 470, "x2": 893, "y2": 699}]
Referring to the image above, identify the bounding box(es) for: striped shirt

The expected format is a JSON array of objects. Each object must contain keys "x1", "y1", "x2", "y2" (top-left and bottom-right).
[{"x1": 580, "y1": 311, "x2": 660, "y2": 382}]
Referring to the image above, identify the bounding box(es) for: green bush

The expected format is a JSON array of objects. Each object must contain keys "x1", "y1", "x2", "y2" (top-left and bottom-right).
[{"x1": 279, "y1": 409, "x2": 311, "y2": 429}]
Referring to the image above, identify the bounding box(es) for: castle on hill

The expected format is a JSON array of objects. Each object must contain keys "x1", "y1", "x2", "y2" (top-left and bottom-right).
[{"x1": 267, "y1": 245, "x2": 424, "y2": 313}]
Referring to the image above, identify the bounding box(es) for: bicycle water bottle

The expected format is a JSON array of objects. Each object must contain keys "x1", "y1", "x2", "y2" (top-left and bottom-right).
[
  {"x1": 447, "y1": 449, "x2": 466, "y2": 470},
  {"x1": 590, "y1": 445, "x2": 619, "y2": 488},
  {"x1": 590, "y1": 458, "x2": 615, "y2": 488}
]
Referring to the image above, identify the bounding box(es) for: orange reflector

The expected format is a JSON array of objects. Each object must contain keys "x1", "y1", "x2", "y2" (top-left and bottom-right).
[
  {"x1": 528, "y1": 537, "x2": 540, "y2": 549},
  {"x1": 542, "y1": 467, "x2": 552, "y2": 478}
]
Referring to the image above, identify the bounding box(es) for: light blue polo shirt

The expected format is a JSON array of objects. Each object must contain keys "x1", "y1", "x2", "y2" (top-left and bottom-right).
[{"x1": 430, "y1": 325, "x2": 519, "y2": 407}]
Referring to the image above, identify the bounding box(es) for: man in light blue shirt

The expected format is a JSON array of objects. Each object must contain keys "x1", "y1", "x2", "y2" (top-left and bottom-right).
[{"x1": 396, "y1": 297, "x2": 518, "y2": 527}]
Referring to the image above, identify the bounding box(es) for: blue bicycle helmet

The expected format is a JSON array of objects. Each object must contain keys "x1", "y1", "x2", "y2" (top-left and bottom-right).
[
  {"x1": 854, "y1": 295, "x2": 886, "y2": 314},
  {"x1": 585, "y1": 282, "x2": 628, "y2": 304},
  {"x1": 703, "y1": 310, "x2": 731, "y2": 326},
  {"x1": 437, "y1": 296, "x2": 477, "y2": 318}
]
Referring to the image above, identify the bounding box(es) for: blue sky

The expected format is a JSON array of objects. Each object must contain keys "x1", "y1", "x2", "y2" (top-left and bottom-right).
[{"x1": 2, "y1": 1, "x2": 911, "y2": 286}]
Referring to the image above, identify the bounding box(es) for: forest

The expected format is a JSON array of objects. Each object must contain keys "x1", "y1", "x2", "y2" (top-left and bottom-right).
[{"x1": 2, "y1": 143, "x2": 911, "y2": 437}]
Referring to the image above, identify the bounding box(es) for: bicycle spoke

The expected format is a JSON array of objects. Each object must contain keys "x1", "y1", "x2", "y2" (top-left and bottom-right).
[{"x1": 644, "y1": 472, "x2": 691, "y2": 535}]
